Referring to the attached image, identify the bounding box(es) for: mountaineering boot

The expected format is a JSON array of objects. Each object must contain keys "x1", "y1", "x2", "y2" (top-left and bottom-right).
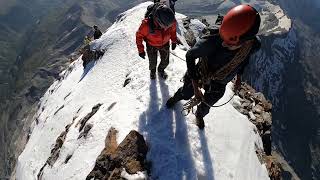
[
  {"x1": 150, "y1": 70, "x2": 156, "y2": 79},
  {"x1": 158, "y1": 70, "x2": 168, "y2": 79},
  {"x1": 166, "y1": 95, "x2": 179, "y2": 108},
  {"x1": 196, "y1": 116, "x2": 205, "y2": 130}
]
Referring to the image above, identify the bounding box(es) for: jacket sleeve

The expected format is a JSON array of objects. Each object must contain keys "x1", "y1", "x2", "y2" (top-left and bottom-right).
[
  {"x1": 136, "y1": 21, "x2": 148, "y2": 53},
  {"x1": 170, "y1": 21, "x2": 177, "y2": 43},
  {"x1": 186, "y1": 38, "x2": 212, "y2": 80}
]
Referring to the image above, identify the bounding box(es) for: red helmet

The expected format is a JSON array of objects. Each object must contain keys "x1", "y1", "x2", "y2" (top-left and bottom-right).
[{"x1": 220, "y1": 4, "x2": 260, "y2": 45}]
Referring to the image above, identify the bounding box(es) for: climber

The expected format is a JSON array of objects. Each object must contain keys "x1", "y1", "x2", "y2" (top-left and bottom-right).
[
  {"x1": 93, "y1": 25, "x2": 102, "y2": 40},
  {"x1": 166, "y1": 4, "x2": 262, "y2": 129},
  {"x1": 136, "y1": 3, "x2": 177, "y2": 79}
]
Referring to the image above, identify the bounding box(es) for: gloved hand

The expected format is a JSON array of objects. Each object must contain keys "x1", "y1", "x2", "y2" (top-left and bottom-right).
[
  {"x1": 192, "y1": 80, "x2": 204, "y2": 101},
  {"x1": 139, "y1": 52, "x2": 146, "y2": 59},
  {"x1": 171, "y1": 43, "x2": 177, "y2": 50}
]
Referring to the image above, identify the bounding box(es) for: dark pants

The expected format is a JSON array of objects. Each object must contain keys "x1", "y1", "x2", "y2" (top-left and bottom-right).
[
  {"x1": 173, "y1": 73, "x2": 226, "y2": 118},
  {"x1": 146, "y1": 43, "x2": 170, "y2": 72}
]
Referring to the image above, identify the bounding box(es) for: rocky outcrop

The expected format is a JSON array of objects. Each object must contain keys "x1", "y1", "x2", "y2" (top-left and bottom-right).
[
  {"x1": 78, "y1": 104, "x2": 102, "y2": 132},
  {"x1": 235, "y1": 82, "x2": 281, "y2": 180},
  {"x1": 37, "y1": 118, "x2": 76, "y2": 180},
  {"x1": 87, "y1": 129, "x2": 148, "y2": 180}
]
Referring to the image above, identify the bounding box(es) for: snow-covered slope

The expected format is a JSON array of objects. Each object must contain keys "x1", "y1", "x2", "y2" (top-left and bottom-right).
[{"x1": 16, "y1": 2, "x2": 269, "y2": 180}]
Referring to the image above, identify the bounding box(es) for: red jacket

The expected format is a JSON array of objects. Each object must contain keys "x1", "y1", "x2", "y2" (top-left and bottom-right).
[{"x1": 136, "y1": 19, "x2": 177, "y2": 53}]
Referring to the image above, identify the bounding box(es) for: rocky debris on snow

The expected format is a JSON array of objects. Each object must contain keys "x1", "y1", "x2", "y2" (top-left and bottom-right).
[
  {"x1": 182, "y1": 18, "x2": 197, "y2": 47},
  {"x1": 64, "y1": 154, "x2": 73, "y2": 164},
  {"x1": 54, "y1": 105, "x2": 65, "y2": 115},
  {"x1": 37, "y1": 118, "x2": 76, "y2": 180},
  {"x1": 78, "y1": 124, "x2": 93, "y2": 139},
  {"x1": 123, "y1": 78, "x2": 132, "y2": 87},
  {"x1": 266, "y1": 156, "x2": 282, "y2": 180},
  {"x1": 78, "y1": 103, "x2": 103, "y2": 132},
  {"x1": 107, "y1": 102, "x2": 117, "y2": 111},
  {"x1": 86, "y1": 129, "x2": 148, "y2": 180},
  {"x1": 235, "y1": 82, "x2": 281, "y2": 180},
  {"x1": 64, "y1": 92, "x2": 72, "y2": 100}
]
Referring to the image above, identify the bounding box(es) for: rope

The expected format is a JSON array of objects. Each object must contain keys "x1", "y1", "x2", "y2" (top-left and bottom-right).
[
  {"x1": 169, "y1": 50, "x2": 237, "y2": 115},
  {"x1": 170, "y1": 51, "x2": 186, "y2": 61},
  {"x1": 182, "y1": 93, "x2": 236, "y2": 116}
]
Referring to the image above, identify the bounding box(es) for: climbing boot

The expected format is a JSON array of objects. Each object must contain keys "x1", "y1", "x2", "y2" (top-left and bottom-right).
[{"x1": 196, "y1": 116, "x2": 205, "y2": 130}]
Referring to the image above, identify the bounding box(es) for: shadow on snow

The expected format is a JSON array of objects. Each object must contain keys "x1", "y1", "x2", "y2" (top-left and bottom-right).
[
  {"x1": 139, "y1": 78, "x2": 215, "y2": 179},
  {"x1": 78, "y1": 60, "x2": 96, "y2": 82}
]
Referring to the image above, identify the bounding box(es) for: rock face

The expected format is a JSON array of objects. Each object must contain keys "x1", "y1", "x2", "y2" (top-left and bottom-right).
[
  {"x1": 235, "y1": 82, "x2": 281, "y2": 180},
  {"x1": 87, "y1": 129, "x2": 148, "y2": 180}
]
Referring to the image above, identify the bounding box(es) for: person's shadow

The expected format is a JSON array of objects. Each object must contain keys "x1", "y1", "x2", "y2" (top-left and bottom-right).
[
  {"x1": 138, "y1": 78, "x2": 215, "y2": 179},
  {"x1": 79, "y1": 61, "x2": 95, "y2": 82}
]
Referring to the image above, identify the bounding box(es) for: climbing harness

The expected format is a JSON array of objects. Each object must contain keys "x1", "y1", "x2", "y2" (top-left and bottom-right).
[{"x1": 169, "y1": 48, "x2": 243, "y2": 116}]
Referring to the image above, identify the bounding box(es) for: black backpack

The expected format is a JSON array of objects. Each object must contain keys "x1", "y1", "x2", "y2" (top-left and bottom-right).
[
  {"x1": 145, "y1": 2, "x2": 166, "y2": 19},
  {"x1": 144, "y1": 3, "x2": 167, "y2": 34}
]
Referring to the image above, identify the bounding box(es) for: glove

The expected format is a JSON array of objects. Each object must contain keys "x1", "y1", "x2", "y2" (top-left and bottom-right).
[
  {"x1": 171, "y1": 43, "x2": 177, "y2": 50},
  {"x1": 192, "y1": 80, "x2": 204, "y2": 101},
  {"x1": 139, "y1": 52, "x2": 146, "y2": 59}
]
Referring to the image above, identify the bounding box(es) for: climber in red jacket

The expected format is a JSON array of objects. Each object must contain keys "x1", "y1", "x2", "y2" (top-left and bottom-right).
[{"x1": 136, "y1": 3, "x2": 177, "y2": 79}]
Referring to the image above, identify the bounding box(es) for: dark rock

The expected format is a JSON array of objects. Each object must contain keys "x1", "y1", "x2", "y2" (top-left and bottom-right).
[
  {"x1": 54, "y1": 105, "x2": 65, "y2": 115},
  {"x1": 64, "y1": 154, "x2": 72, "y2": 164},
  {"x1": 86, "y1": 128, "x2": 118, "y2": 180},
  {"x1": 123, "y1": 78, "x2": 131, "y2": 87},
  {"x1": 38, "y1": 120, "x2": 75, "y2": 178},
  {"x1": 64, "y1": 92, "x2": 72, "y2": 100},
  {"x1": 266, "y1": 156, "x2": 282, "y2": 180},
  {"x1": 114, "y1": 130, "x2": 148, "y2": 174},
  {"x1": 262, "y1": 131, "x2": 272, "y2": 156},
  {"x1": 86, "y1": 129, "x2": 148, "y2": 179},
  {"x1": 78, "y1": 124, "x2": 93, "y2": 139},
  {"x1": 107, "y1": 102, "x2": 117, "y2": 111},
  {"x1": 79, "y1": 103, "x2": 103, "y2": 132}
]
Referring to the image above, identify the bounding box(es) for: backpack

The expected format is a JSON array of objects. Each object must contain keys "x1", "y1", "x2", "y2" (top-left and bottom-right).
[{"x1": 144, "y1": 3, "x2": 167, "y2": 34}]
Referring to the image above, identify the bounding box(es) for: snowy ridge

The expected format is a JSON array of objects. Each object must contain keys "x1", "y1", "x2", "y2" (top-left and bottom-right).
[{"x1": 16, "y1": 2, "x2": 269, "y2": 180}]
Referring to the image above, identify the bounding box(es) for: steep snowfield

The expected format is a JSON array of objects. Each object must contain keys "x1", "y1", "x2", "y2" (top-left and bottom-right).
[{"x1": 16, "y1": 2, "x2": 269, "y2": 180}]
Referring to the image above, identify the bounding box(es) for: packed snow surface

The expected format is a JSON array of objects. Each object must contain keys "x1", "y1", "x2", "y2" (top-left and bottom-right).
[{"x1": 17, "y1": 2, "x2": 269, "y2": 180}]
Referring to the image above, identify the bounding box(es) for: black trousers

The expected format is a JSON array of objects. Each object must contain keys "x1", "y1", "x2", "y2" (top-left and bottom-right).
[
  {"x1": 173, "y1": 73, "x2": 226, "y2": 118},
  {"x1": 146, "y1": 43, "x2": 170, "y2": 72}
]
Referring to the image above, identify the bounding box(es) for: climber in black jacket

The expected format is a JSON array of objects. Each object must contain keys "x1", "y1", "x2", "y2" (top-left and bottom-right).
[
  {"x1": 166, "y1": 4, "x2": 262, "y2": 129},
  {"x1": 93, "y1": 25, "x2": 102, "y2": 40}
]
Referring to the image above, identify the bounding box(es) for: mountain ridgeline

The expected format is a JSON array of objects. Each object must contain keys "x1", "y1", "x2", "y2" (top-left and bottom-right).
[{"x1": 0, "y1": 0, "x2": 319, "y2": 179}]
